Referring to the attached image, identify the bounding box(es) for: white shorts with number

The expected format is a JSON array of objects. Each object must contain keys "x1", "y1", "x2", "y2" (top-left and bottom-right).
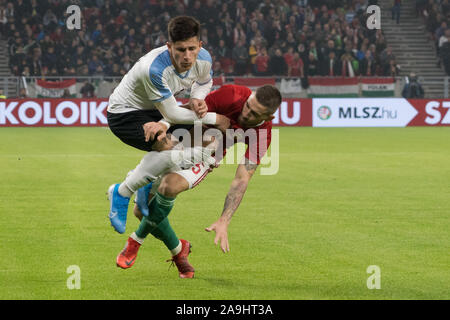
[{"x1": 150, "y1": 161, "x2": 211, "y2": 194}]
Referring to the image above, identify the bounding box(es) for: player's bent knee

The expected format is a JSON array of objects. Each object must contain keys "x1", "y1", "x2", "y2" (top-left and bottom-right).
[{"x1": 157, "y1": 173, "x2": 189, "y2": 198}]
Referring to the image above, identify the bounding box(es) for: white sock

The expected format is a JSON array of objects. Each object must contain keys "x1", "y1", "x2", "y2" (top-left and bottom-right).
[
  {"x1": 170, "y1": 241, "x2": 182, "y2": 256},
  {"x1": 130, "y1": 232, "x2": 145, "y2": 245},
  {"x1": 118, "y1": 183, "x2": 134, "y2": 198}
]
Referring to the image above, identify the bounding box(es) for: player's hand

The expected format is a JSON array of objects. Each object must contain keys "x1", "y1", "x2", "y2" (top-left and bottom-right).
[
  {"x1": 215, "y1": 114, "x2": 231, "y2": 133},
  {"x1": 143, "y1": 121, "x2": 167, "y2": 142},
  {"x1": 205, "y1": 218, "x2": 230, "y2": 253},
  {"x1": 189, "y1": 98, "x2": 208, "y2": 118}
]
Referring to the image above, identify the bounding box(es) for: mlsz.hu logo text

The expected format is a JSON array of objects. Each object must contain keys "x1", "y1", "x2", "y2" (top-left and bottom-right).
[{"x1": 338, "y1": 107, "x2": 398, "y2": 119}]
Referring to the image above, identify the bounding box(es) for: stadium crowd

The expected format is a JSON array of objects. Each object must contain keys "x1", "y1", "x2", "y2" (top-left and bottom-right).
[
  {"x1": 416, "y1": 0, "x2": 450, "y2": 75},
  {"x1": 1, "y1": 0, "x2": 405, "y2": 80}
]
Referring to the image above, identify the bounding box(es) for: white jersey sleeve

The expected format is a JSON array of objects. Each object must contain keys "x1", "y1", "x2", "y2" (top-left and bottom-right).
[{"x1": 190, "y1": 48, "x2": 213, "y2": 100}]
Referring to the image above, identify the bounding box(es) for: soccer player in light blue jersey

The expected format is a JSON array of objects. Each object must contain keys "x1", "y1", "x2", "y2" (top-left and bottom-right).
[{"x1": 106, "y1": 17, "x2": 230, "y2": 268}]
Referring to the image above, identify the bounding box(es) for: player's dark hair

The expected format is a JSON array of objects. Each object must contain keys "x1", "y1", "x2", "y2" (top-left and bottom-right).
[
  {"x1": 168, "y1": 16, "x2": 201, "y2": 43},
  {"x1": 255, "y1": 85, "x2": 282, "y2": 114}
]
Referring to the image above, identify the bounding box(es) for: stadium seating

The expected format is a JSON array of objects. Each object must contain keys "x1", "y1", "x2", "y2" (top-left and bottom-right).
[{"x1": 2, "y1": 0, "x2": 394, "y2": 80}]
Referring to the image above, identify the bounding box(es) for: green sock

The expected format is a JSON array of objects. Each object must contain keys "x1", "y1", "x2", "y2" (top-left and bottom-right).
[{"x1": 135, "y1": 192, "x2": 179, "y2": 251}]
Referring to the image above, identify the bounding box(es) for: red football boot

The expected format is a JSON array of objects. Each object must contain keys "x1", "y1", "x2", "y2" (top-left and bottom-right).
[
  {"x1": 167, "y1": 239, "x2": 195, "y2": 278},
  {"x1": 116, "y1": 236, "x2": 141, "y2": 269}
]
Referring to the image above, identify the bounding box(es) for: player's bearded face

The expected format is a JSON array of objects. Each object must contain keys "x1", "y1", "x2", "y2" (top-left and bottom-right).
[
  {"x1": 238, "y1": 94, "x2": 273, "y2": 127},
  {"x1": 167, "y1": 37, "x2": 202, "y2": 73}
]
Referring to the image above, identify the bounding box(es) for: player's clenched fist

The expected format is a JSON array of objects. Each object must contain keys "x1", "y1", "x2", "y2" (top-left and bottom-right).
[
  {"x1": 189, "y1": 98, "x2": 208, "y2": 118},
  {"x1": 143, "y1": 121, "x2": 168, "y2": 142},
  {"x1": 205, "y1": 218, "x2": 230, "y2": 253}
]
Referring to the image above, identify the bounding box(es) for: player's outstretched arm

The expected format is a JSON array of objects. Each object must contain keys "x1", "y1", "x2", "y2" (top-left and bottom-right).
[
  {"x1": 205, "y1": 162, "x2": 258, "y2": 253},
  {"x1": 155, "y1": 95, "x2": 217, "y2": 125}
]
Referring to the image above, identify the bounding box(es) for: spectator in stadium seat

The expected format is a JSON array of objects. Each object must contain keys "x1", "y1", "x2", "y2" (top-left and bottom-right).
[
  {"x1": 9, "y1": 45, "x2": 25, "y2": 71},
  {"x1": 385, "y1": 59, "x2": 400, "y2": 77},
  {"x1": 248, "y1": 40, "x2": 259, "y2": 72},
  {"x1": 232, "y1": 38, "x2": 249, "y2": 76},
  {"x1": 306, "y1": 51, "x2": 320, "y2": 76},
  {"x1": 28, "y1": 51, "x2": 42, "y2": 76},
  {"x1": 322, "y1": 51, "x2": 341, "y2": 76},
  {"x1": 80, "y1": 81, "x2": 95, "y2": 98},
  {"x1": 375, "y1": 31, "x2": 387, "y2": 55},
  {"x1": 5, "y1": 2, "x2": 14, "y2": 21},
  {"x1": 322, "y1": 38, "x2": 337, "y2": 59},
  {"x1": 42, "y1": 46, "x2": 57, "y2": 70},
  {"x1": 93, "y1": 65, "x2": 104, "y2": 76},
  {"x1": 88, "y1": 55, "x2": 104, "y2": 75},
  {"x1": 402, "y1": 73, "x2": 425, "y2": 98},
  {"x1": 209, "y1": 25, "x2": 225, "y2": 49},
  {"x1": 62, "y1": 89, "x2": 72, "y2": 98},
  {"x1": 441, "y1": 30, "x2": 450, "y2": 75},
  {"x1": 297, "y1": 43, "x2": 308, "y2": 67},
  {"x1": 268, "y1": 48, "x2": 288, "y2": 76},
  {"x1": 43, "y1": 9, "x2": 57, "y2": 30},
  {"x1": 64, "y1": 67, "x2": 77, "y2": 77},
  {"x1": 216, "y1": 39, "x2": 230, "y2": 62},
  {"x1": 283, "y1": 46, "x2": 295, "y2": 67},
  {"x1": 288, "y1": 52, "x2": 304, "y2": 78},
  {"x1": 106, "y1": 63, "x2": 121, "y2": 78},
  {"x1": 212, "y1": 60, "x2": 225, "y2": 77},
  {"x1": 91, "y1": 23, "x2": 103, "y2": 44},
  {"x1": 340, "y1": 51, "x2": 358, "y2": 77},
  {"x1": 203, "y1": 0, "x2": 219, "y2": 29},
  {"x1": 18, "y1": 88, "x2": 28, "y2": 99},
  {"x1": 308, "y1": 40, "x2": 320, "y2": 62},
  {"x1": 78, "y1": 65, "x2": 90, "y2": 77},
  {"x1": 247, "y1": 20, "x2": 260, "y2": 43},
  {"x1": 0, "y1": 89, "x2": 6, "y2": 99},
  {"x1": 122, "y1": 55, "x2": 132, "y2": 72},
  {"x1": 289, "y1": 4, "x2": 305, "y2": 30},
  {"x1": 436, "y1": 22, "x2": 448, "y2": 65},
  {"x1": 424, "y1": 3, "x2": 441, "y2": 35},
  {"x1": 379, "y1": 46, "x2": 396, "y2": 72},
  {"x1": 0, "y1": 4, "x2": 7, "y2": 38},
  {"x1": 415, "y1": 0, "x2": 426, "y2": 17},
  {"x1": 254, "y1": 46, "x2": 270, "y2": 76},
  {"x1": 356, "y1": 41, "x2": 368, "y2": 61},
  {"x1": 360, "y1": 50, "x2": 377, "y2": 77},
  {"x1": 392, "y1": 0, "x2": 402, "y2": 24},
  {"x1": 50, "y1": 27, "x2": 64, "y2": 45},
  {"x1": 442, "y1": 0, "x2": 450, "y2": 16},
  {"x1": 21, "y1": 66, "x2": 31, "y2": 77},
  {"x1": 11, "y1": 65, "x2": 20, "y2": 76},
  {"x1": 265, "y1": 20, "x2": 282, "y2": 49}
]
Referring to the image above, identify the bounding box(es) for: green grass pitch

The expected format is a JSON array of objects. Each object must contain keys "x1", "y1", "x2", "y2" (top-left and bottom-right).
[{"x1": 0, "y1": 127, "x2": 449, "y2": 300}]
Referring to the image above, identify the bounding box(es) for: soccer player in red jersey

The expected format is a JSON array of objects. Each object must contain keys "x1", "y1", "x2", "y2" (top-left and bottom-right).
[{"x1": 115, "y1": 84, "x2": 282, "y2": 278}]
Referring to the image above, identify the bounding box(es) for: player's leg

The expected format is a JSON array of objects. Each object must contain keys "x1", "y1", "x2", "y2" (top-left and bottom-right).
[
  {"x1": 107, "y1": 110, "x2": 174, "y2": 233},
  {"x1": 118, "y1": 173, "x2": 195, "y2": 277},
  {"x1": 128, "y1": 165, "x2": 211, "y2": 277},
  {"x1": 107, "y1": 111, "x2": 213, "y2": 234},
  {"x1": 134, "y1": 174, "x2": 189, "y2": 255}
]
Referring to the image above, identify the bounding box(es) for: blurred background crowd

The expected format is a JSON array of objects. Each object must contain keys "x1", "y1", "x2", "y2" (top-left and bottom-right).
[{"x1": 0, "y1": 0, "x2": 448, "y2": 80}]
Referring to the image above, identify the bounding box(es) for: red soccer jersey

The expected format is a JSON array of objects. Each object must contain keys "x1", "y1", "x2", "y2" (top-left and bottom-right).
[{"x1": 205, "y1": 84, "x2": 272, "y2": 165}]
